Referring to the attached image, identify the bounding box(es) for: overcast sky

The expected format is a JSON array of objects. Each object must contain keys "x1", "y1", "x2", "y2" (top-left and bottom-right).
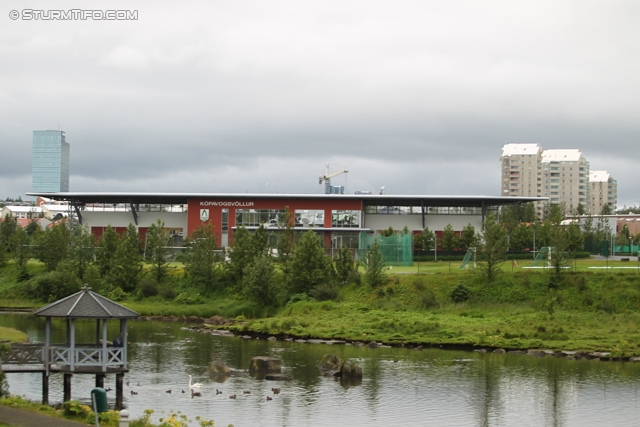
[{"x1": 1, "y1": 1, "x2": 639, "y2": 207}]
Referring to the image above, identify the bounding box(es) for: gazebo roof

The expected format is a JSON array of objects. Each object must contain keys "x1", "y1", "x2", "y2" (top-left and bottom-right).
[{"x1": 33, "y1": 285, "x2": 139, "y2": 319}]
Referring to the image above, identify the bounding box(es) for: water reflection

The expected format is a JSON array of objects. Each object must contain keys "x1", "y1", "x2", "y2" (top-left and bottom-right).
[{"x1": 1, "y1": 313, "x2": 640, "y2": 427}]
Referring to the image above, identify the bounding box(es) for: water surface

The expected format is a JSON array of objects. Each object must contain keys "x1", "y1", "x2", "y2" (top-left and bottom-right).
[{"x1": 2, "y1": 313, "x2": 639, "y2": 427}]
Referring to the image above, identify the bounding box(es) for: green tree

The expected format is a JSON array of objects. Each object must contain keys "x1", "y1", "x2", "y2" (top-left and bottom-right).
[
  {"x1": 67, "y1": 224, "x2": 94, "y2": 281},
  {"x1": 276, "y1": 206, "x2": 295, "y2": 267},
  {"x1": 35, "y1": 221, "x2": 69, "y2": 271},
  {"x1": 0, "y1": 214, "x2": 17, "y2": 265},
  {"x1": 285, "y1": 229, "x2": 334, "y2": 296},
  {"x1": 548, "y1": 224, "x2": 575, "y2": 276},
  {"x1": 96, "y1": 226, "x2": 120, "y2": 277},
  {"x1": 381, "y1": 226, "x2": 395, "y2": 237},
  {"x1": 477, "y1": 215, "x2": 508, "y2": 283},
  {"x1": 227, "y1": 225, "x2": 270, "y2": 287},
  {"x1": 459, "y1": 223, "x2": 477, "y2": 250},
  {"x1": 145, "y1": 220, "x2": 171, "y2": 284},
  {"x1": 185, "y1": 221, "x2": 223, "y2": 294},
  {"x1": 334, "y1": 246, "x2": 356, "y2": 284},
  {"x1": 600, "y1": 204, "x2": 613, "y2": 215},
  {"x1": 414, "y1": 227, "x2": 435, "y2": 251},
  {"x1": 242, "y1": 254, "x2": 276, "y2": 307},
  {"x1": 10, "y1": 226, "x2": 30, "y2": 281},
  {"x1": 363, "y1": 240, "x2": 387, "y2": 287},
  {"x1": 510, "y1": 223, "x2": 533, "y2": 252},
  {"x1": 545, "y1": 203, "x2": 565, "y2": 224},
  {"x1": 523, "y1": 202, "x2": 537, "y2": 222},
  {"x1": 441, "y1": 224, "x2": 458, "y2": 272},
  {"x1": 109, "y1": 224, "x2": 142, "y2": 293}
]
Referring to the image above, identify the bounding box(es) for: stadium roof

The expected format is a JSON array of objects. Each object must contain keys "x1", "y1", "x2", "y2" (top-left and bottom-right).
[{"x1": 26, "y1": 192, "x2": 546, "y2": 208}]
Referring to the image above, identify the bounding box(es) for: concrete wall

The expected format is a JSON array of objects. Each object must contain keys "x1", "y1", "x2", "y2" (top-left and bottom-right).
[{"x1": 81, "y1": 211, "x2": 188, "y2": 231}]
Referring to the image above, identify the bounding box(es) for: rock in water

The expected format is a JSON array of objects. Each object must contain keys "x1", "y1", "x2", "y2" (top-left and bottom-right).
[
  {"x1": 318, "y1": 354, "x2": 342, "y2": 376},
  {"x1": 208, "y1": 360, "x2": 232, "y2": 375},
  {"x1": 340, "y1": 359, "x2": 363, "y2": 379},
  {"x1": 249, "y1": 356, "x2": 282, "y2": 373}
]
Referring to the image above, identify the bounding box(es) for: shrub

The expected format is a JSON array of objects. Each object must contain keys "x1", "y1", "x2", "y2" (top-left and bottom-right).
[
  {"x1": 421, "y1": 289, "x2": 437, "y2": 309},
  {"x1": 310, "y1": 283, "x2": 340, "y2": 301},
  {"x1": 450, "y1": 284, "x2": 471, "y2": 303},
  {"x1": 159, "y1": 284, "x2": 177, "y2": 300},
  {"x1": 175, "y1": 292, "x2": 203, "y2": 305},
  {"x1": 138, "y1": 278, "x2": 158, "y2": 298},
  {"x1": 34, "y1": 270, "x2": 82, "y2": 302},
  {"x1": 286, "y1": 293, "x2": 312, "y2": 306},
  {"x1": 107, "y1": 287, "x2": 128, "y2": 302}
]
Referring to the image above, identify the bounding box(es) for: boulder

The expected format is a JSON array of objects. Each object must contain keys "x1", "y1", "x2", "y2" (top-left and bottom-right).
[
  {"x1": 249, "y1": 356, "x2": 282, "y2": 374},
  {"x1": 208, "y1": 360, "x2": 231, "y2": 375},
  {"x1": 318, "y1": 354, "x2": 342, "y2": 376},
  {"x1": 493, "y1": 349, "x2": 506, "y2": 354},
  {"x1": 264, "y1": 374, "x2": 293, "y2": 381},
  {"x1": 340, "y1": 359, "x2": 363, "y2": 379}
]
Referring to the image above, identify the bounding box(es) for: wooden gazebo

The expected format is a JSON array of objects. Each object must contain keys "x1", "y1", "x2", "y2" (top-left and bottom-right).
[{"x1": 3, "y1": 284, "x2": 139, "y2": 408}]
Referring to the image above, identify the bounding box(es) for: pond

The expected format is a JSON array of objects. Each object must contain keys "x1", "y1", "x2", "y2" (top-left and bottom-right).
[{"x1": 1, "y1": 313, "x2": 640, "y2": 427}]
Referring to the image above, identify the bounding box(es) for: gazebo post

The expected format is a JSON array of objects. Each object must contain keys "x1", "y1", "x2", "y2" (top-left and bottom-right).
[
  {"x1": 69, "y1": 319, "x2": 75, "y2": 371},
  {"x1": 115, "y1": 372, "x2": 124, "y2": 409},
  {"x1": 121, "y1": 319, "x2": 128, "y2": 370},
  {"x1": 42, "y1": 371, "x2": 49, "y2": 405},
  {"x1": 63, "y1": 373, "x2": 72, "y2": 402},
  {"x1": 95, "y1": 373, "x2": 105, "y2": 388},
  {"x1": 102, "y1": 319, "x2": 108, "y2": 371}
]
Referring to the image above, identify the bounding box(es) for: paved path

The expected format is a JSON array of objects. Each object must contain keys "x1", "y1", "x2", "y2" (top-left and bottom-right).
[{"x1": 0, "y1": 405, "x2": 90, "y2": 426}]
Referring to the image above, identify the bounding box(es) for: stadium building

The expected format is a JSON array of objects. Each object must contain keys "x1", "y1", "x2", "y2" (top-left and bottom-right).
[{"x1": 27, "y1": 192, "x2": 544, "y2": 264}]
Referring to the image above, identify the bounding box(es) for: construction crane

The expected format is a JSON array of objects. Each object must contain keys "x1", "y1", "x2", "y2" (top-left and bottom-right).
[{"x1": 318, "y1": 163, "x2": 348, "y2": 194}]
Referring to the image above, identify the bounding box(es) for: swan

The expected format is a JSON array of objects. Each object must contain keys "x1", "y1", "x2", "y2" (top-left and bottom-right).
[{"x1": 188, "y1": 375, "x2": 203, "y2": 390}]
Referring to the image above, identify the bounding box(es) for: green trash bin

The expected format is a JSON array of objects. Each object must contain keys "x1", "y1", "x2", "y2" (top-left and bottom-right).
[{"x1": 91, "y1": 387, "x2": 109, "y2": 413}]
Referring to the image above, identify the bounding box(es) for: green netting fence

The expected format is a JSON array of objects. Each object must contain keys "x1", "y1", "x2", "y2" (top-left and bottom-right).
[{"x1": 358, "y1": 232, "x2": 413, "y2": 266}]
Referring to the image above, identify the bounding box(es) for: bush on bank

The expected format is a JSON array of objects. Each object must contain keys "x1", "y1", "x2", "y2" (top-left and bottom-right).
[{"x1": 2, "y1": 258, "x2": 640, "y2": 354}]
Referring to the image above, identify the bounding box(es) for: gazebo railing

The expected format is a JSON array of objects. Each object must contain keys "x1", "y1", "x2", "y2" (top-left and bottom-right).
[
  {"x1": 2, "y1": 344, "x2": 46, "y2": 365},
  {"x1": 51, "y1": 346, "x2": 124, "y2": 368},
  {"x1": 2, "y1": 344, "x2": 125, "y2": 370}
]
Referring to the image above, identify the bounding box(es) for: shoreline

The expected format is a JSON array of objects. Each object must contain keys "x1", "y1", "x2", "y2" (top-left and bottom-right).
[{"x1": 4, "y1": 307, "x2": 640, "y2": 362}]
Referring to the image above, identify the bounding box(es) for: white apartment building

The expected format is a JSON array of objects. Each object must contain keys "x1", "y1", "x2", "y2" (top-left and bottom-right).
[
  {"x1": 589, "y1": 170, "x2": 617, "y2": 214},
  {"x1": 501, "y1": 144, "x2": 591, "y2": 215},
  {"x1": 541, "y1": 149, "x2": 589, "y2": 213},
  {"x1": 500, "y1": 143, "x2": 544, "y2": 214}
]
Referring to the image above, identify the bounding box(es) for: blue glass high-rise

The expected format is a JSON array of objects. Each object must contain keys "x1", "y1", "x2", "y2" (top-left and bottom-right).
[{"x1": 32, "y1": 130, "x2": 70, "y2": 193}]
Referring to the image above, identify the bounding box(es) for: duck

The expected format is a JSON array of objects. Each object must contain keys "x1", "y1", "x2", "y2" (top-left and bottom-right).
[
  {"x1": 243, "y1": 390, "x2": 251, "y2": 394},
  {"x1": 271, "y1": 388, "x2": 281, "y2": 394},
  {"x1": 229, "y1": 394, "x2": 237, "y2": 399},
  {"x1": 130, "y1": 390, "x2": 138, "y2": 395},
  {"x1": 166, "y1": 389, "x2": 172, "y2": 394},
  {"x1": 216, "y1": 389, "x2": 222, "y2": 395},
  {"x1": 191, "y1": 389, "x2": 202, "y2": 397},
  {"x1": 267, "y1": 396, "x2": 273, "y2": 401}
]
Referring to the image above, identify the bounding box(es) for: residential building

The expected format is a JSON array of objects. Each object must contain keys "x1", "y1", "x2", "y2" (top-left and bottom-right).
[
  {"x1": 541, "y1": 149, "x2": 589, "y2": 214},
  {"x1": 32, "y1": 130, "x2": 70, "y2": 193},
  {"x1": 499, "y1": 143, "x2": 544, "y2": 215},
  {"x1": 589, "y1": 170, "x2": 617, "y2": 214},
  {"x1": 501, "y1": 144, "x2": 593, "y2": 215}
]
